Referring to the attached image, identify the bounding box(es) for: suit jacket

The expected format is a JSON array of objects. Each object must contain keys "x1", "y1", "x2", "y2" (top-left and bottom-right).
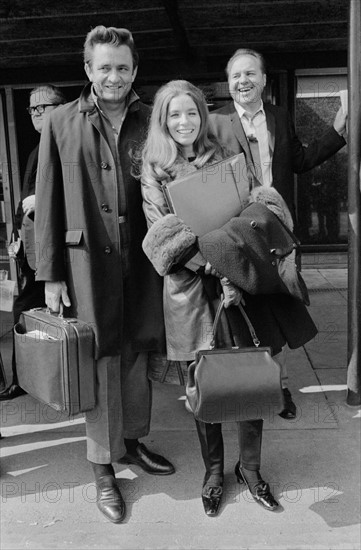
[
  {"x1": 210, "y1": 102, "x2": 346, "y2": 224},
  {"x1": 15, "y1": 145, "x2": 39, "y2": 229},
  {"x1": 35, "y1": 83, "x2": 165, "y2": 359},
  {"x1": 14, "y1": 145, "x2": 39, "y2": 270}
]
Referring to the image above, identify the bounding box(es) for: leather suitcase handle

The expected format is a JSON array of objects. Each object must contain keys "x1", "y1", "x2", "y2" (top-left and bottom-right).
[{"x1": 43, "y1": 304, "x2": 77, "y2": 324}]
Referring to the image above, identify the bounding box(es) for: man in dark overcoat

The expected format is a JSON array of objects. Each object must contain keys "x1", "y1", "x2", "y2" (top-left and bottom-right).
[
  {"x1": 34, "y1": 26, "x2": 174, "y2": 524},
  {"x1": 209, "y1": 48, "x2": 348, "y2": 419}
]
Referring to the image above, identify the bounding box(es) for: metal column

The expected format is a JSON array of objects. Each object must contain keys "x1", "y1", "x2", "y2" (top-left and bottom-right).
[{"x1": 346, "y1": 0, "x2": 361, "y2": 406}]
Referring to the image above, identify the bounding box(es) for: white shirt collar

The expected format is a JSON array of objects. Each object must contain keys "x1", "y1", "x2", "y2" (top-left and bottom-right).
[{"x1": 234, "y1": 100, "x2": 265, "y2": 121}]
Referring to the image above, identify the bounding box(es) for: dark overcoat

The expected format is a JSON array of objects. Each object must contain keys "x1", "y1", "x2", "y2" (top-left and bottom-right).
[
  {"x1": 210, "y1": 102, "x2": 346, "y2": 223},
  {"x1": 35, "y1": 84, "x2": 165, "y2": 359}
]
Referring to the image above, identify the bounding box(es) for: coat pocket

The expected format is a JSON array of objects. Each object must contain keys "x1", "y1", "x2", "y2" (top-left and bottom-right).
[{"x1": 65, "y1": 230, "x2": 83, "y2": 246}]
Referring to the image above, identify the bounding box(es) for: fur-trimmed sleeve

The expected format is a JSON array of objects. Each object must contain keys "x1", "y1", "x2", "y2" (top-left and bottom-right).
[{"x1": 142, "y1": 214, "x2": 197, "y2": 276}]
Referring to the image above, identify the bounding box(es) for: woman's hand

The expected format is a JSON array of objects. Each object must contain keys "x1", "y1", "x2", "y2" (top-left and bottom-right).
[
  {"x1": 220, "y1": 277, "x2": 244, "y2": 308},
  {"x1": 204, "y1": 261, "x2": 222, "y2": 278},
  {"x1": 204, "y1": 264, "x2": 244, "y2": 307}
]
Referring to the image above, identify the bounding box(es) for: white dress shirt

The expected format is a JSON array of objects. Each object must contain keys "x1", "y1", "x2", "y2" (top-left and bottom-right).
[{"x1": 234, "y1": 101, "x2": 273, "y2": 187}]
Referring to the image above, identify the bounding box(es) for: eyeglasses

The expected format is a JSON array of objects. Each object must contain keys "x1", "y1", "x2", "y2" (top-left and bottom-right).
[{"x1": 27, "y1": 104, "x2": 59, "y2": 115}]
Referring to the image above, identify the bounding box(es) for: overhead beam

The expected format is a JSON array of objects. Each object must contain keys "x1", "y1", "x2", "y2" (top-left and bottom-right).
[{"x1": 161, "y1": 0, "x2": 193, "y2": 62}]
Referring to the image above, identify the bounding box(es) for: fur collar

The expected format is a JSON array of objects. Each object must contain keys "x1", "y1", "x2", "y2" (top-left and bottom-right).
[{"x1": 250, "y1": 186, "x2": 294, "y2": 231}]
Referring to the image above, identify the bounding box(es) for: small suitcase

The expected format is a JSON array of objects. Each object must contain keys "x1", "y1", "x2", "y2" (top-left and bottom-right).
[{"x1": 14, "y1": 308, "x2": 96, "y2": 416}]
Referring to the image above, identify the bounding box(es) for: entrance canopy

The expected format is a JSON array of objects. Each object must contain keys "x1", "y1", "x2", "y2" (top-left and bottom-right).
[{"x1": 0, "y1": 0, "x2": 348, "y2": 86}]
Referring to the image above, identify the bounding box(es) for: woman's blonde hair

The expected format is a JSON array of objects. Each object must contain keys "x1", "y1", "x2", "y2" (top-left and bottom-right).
[{"x1": 141, "y1": 80, "x2": 223, "y2": 185}]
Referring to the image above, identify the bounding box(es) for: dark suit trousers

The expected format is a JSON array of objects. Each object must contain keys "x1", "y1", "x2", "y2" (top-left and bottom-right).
[{"x1": 195, "y1": 419, "x2": 263, "y2": 475}]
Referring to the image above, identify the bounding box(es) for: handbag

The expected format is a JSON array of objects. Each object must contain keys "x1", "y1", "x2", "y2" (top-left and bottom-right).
[{"x1": 186, "y1": 299, "x2": 285, "y2": 423}]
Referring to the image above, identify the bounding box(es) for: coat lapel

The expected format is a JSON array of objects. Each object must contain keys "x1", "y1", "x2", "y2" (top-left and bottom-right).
[
  {"x1": 265, "y1": 106, "x2": 275, "y2": 156},
  {"x1": 228, "y1": 104, "x2": 260, "y2": 189},
  {"x1": 229, "y1": 106, "x2": 252, "y2": 159},
  {"x1": 88, "y1": 110, "x2": 109, "y2": 147}
]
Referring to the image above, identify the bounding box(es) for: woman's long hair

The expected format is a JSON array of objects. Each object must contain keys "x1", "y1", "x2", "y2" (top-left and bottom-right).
[{"x1": 141, "y1": 80, "x2": 224, "y2": 186}]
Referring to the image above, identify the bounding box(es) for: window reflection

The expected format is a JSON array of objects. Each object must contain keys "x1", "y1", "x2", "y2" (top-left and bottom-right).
[{"x1": 296, "y1": 95, "x2": 348, "y2": 245}]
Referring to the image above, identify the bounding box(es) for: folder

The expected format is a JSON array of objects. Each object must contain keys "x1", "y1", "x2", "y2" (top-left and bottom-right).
[{"x1": 163, "y1": 153, "x2": 250, "y2": 237}]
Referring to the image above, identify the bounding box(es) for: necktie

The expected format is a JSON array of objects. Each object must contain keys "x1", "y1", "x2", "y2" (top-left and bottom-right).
[{"x1": 247, "y1": 134, "x2": 263, "y2": 186}]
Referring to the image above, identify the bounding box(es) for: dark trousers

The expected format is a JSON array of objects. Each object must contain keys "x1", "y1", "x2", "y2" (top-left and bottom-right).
[
  {"x1": 195, "y1": 419, "x2": 263, "y2": 475},
  {"x1": 11, "y1": 258, "x2": 45, "y2": 384},
  {"x1": 85, "y1": 345, "x2": 151, "y2": 464}
]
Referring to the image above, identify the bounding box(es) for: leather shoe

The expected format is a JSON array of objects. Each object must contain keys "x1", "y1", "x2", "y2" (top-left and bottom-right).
[
  {"x1": 202, "y1": 474, "x2": 223, "y2": 517},
  {"x1": 0, "y1": 384, "x2": 27, "y2": 401},
  {"x1": 279, "y1": 388, "x2": 297, "y2": 419},
  {"x1": 119, "y1": 443, "x2": 175, "y2": 475},
  {"x1": 96, "y1": 474, "x2": 126, "y2": 524},
  {"x1": 235, "y1": 462, "x2": 279, "y2": 511}
]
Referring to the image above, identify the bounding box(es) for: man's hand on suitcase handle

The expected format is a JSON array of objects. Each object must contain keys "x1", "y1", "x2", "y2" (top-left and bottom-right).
[{"x1": 45, "y1": 281, "x2": 71, "y2": 312}]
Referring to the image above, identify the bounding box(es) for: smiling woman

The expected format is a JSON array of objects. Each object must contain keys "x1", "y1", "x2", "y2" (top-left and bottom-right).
[{"x1": 166, "y1": 94, "x2": 201, "y2": 158}]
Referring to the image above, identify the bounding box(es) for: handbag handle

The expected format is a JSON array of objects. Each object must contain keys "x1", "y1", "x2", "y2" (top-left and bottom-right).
[{"x1": 210, "y1": 298, "x2": 260, "y2": 349}]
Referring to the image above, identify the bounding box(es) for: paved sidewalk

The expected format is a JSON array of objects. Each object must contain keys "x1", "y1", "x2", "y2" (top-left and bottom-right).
[{"x1": 0, "y1": 268, "x2": 360, "y2": 550}]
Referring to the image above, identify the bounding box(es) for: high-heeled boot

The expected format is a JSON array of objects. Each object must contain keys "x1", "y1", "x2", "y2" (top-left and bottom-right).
[{"x1": 235, "y1": 461, "x2": 278, "y2": 511}]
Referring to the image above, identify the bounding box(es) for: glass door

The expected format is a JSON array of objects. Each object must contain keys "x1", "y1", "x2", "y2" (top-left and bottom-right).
[{"x1": 295, "y1": 70, "x2": 348, "y2": 247}]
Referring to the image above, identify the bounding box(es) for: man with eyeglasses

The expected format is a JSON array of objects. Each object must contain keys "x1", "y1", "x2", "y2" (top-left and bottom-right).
[{"x1": 0, "y1": 84, "x2": 66, "y2": 401}]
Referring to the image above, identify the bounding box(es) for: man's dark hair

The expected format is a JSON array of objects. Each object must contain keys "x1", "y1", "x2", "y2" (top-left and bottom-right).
[{"x1": 83, "y1": 25, "x2": 139, "y2": 69}]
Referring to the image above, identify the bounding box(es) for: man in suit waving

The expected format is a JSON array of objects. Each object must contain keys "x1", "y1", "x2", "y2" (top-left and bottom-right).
[{"x1": 210, "y1": 48, "x2": 347, "y2": 418}]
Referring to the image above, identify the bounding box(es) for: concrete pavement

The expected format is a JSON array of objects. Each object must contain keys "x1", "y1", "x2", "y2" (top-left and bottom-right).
[{"x1": 0, "y1": 268, "x2": 360, "y2": 549}]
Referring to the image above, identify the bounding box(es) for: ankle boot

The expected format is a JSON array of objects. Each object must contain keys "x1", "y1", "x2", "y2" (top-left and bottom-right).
[
  {"x1": 201, "y1": 472, "x2": 224, "y2": 517},
  {"x1": 89, "y1": 461, "x2": 126, "y2": 523},
  {"x1": 235, "y1": 462, "x2": 279, "y2": 511}
]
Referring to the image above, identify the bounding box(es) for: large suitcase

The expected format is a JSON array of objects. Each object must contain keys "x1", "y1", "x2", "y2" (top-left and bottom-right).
[{"x1": 14, "y1": 308, "x2": 96, "y2": 416}]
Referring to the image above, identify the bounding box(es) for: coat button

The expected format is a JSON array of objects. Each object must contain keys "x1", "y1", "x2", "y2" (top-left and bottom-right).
[
  {"x1": 271, "y1": 260, "x2": 276, "y2": 266},
  {"x1": 100, "y1": 161, "x2": 109, "y2": 169},
  {"x1": 104, "y1": 246, "x2": 112, "y2": 254},
  {"x1": 101, "y1": 203, "x2": 110, "y2": 212},
  {"x1": 250, "y1": 220, "x2": 257, "y2": 228}
]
